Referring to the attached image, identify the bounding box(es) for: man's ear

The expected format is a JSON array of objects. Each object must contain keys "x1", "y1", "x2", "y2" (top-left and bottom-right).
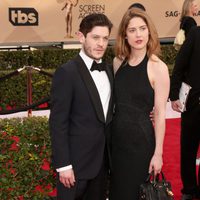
[{"x1": 77, "y1": 31, "x2": 85, "y2": 43}]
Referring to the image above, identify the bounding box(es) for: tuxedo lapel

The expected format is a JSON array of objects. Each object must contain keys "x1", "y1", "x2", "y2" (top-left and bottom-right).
[
  {"x1": 105, "y1": 64, "x2": 114, "y2": 125},
  {"x1": 74, "y1": 55, "x2": 105, "y2": 123}
]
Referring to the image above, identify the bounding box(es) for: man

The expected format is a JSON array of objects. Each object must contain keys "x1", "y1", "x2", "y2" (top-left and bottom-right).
[
  {"x1": 49, "y1": 13, "x2": 113, "y2": 200},
  {"x1": 170, "y1": 26, "x2": 200, "y2": 200},
  {"x1": 128, "y1": 2, "x2": 146, "y2": 11}
]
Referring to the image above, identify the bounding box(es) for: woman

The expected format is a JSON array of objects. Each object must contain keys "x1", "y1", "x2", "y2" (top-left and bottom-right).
[
  {"x1": 179, "y1": 0, "x2": 198, "y2": 37},
  {"x1": 109, "y1": 8, "x2": 170, "y2": 200}
]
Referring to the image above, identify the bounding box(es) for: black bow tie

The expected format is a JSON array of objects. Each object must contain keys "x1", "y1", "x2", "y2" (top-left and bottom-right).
[{"x1": 90, "y1": 61, "x2": 106, "y2": 72}]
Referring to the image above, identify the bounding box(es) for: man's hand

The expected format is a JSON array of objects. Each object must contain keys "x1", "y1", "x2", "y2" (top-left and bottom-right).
[
  {"x1": 171, "y1": 100, "x2": 182, "y2": 112},
  {"x1": 149, "y1": 109, "x2": 154, "y2": 122},
  {"x1": 149, "y1": 108, "x2": 155, "y2": 124},
  {"x1": 59, "y1": 169, "x2": 75, "y2": 188}
]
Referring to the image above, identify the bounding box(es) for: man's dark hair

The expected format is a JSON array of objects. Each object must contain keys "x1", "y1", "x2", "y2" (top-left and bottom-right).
[
  {"x1": 79, "y1": 13, "x2": 113, "y2": 37},
  {"x1": 128, "y1": 3, "x2": 146, "y2": 11}
]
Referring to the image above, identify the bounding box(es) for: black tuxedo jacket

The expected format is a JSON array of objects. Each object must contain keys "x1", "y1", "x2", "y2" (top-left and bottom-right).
[
  {"x1": 170, "y1": 26, "x2": 200, "y2": 110},
  {"x1": 49, "y1": 55, "x2": 113, "y2": 179}
]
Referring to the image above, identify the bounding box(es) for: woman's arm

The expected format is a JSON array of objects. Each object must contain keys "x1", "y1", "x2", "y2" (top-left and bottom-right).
[{"x1": 148, "y1": 58, "x2": 170, "y2": 175}]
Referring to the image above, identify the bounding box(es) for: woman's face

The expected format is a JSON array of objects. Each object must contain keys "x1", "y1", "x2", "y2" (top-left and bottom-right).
[
  {"x1": 125, "y1": 16, "x2": 149, "y2": 51},
  {"x1": 191, "y1": 0, "x2": 199, "y2": 15}
]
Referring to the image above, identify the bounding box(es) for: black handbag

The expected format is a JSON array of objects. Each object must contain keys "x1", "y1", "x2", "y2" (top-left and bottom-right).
[{"x1": 139, "y1": 171, "x2": 174, "y2": 200}]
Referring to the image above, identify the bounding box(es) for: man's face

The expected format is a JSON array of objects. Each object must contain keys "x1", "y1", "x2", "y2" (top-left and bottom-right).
[{"x1": 78, "y1": 26, "x2": 110, "y2": 61}]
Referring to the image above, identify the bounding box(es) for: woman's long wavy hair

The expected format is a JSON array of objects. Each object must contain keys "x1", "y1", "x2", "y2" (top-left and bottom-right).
[{"x1": 115, "y1": 8, "x2": 160, "y2": 61}]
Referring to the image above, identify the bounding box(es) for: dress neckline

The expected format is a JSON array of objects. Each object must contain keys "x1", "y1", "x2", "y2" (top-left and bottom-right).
[{"x1": 126, "y1": 54, "x2": 147, "y2": 68}]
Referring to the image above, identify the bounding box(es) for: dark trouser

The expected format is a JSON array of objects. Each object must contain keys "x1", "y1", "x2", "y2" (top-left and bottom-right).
[
  {"x1": 56, "y1": 161, "x2": 108, "y2": 200},
  {"x1": 181, "y1": 106, "x2": 200, "y2": 197}
]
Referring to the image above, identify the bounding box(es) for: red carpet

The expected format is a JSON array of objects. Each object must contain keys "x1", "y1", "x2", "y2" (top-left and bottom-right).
[
  {"x1": 163, "y1": 118, "x2": 182, "y2": 199},
  {"x1": 47, "y1": 118, "x2": 185, "y2": 199},
  {"x1": 47, "y1": 118, "x2": 197, "y2": 199}
]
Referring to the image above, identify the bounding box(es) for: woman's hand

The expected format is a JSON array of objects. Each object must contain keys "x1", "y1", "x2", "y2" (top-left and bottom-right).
[{"x1": 149, "y1": 154, "x2": 163, "y2": 175}]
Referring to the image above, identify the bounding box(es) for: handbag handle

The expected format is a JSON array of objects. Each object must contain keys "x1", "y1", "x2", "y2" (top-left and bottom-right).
[
  {"x1": 145, "y1": 171, "x2": 167, "y2": 183},
  {"x1": 145, "y1": 171, "x2": 174, "y2": 198}
]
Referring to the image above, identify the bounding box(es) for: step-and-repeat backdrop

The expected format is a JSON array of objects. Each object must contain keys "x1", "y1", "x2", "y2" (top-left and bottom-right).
[{"x1": 1, "y1": 0, "x2": 200, "y2": 45}]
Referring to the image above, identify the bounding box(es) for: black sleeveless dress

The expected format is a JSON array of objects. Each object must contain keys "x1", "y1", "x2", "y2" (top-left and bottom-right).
[{"x1": 110, "y1": 55, "x2": 155, "y2": 200}]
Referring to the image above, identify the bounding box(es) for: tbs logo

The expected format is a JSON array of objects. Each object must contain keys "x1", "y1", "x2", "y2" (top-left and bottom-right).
[{"x1": 9, "y1": 8, "x2": 38, "y2": 26}]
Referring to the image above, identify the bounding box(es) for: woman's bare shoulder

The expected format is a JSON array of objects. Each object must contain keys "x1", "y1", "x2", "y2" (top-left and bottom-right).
[
  {"x1": 149, "y1": 54, "x2": 168, "y2": 71},
  {"x1": 113, "y1": 57, "x2": 124, "y2": 74}
]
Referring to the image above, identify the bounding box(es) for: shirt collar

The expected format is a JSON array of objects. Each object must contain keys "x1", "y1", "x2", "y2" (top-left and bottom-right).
[{"x1": 79, "y1": 49, "x2": 102, "y2": 71}]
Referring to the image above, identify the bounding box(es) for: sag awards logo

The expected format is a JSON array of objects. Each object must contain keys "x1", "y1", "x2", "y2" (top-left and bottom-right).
[
  {"x1": 57, "y1": 0, "x2": 105, "y2": 38},
  {"x1": 57, "y1": 0, "x2": 79, "y2": 38},
  {"x1": 165, "y1": 10, "x2": 200, "y2": 17},
  {"x1": 9, "y1": 7, "x2": 39, "y2": 26},
  {"x1": 78, "y1": 4, "x2": 105, "y2": 19}
]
